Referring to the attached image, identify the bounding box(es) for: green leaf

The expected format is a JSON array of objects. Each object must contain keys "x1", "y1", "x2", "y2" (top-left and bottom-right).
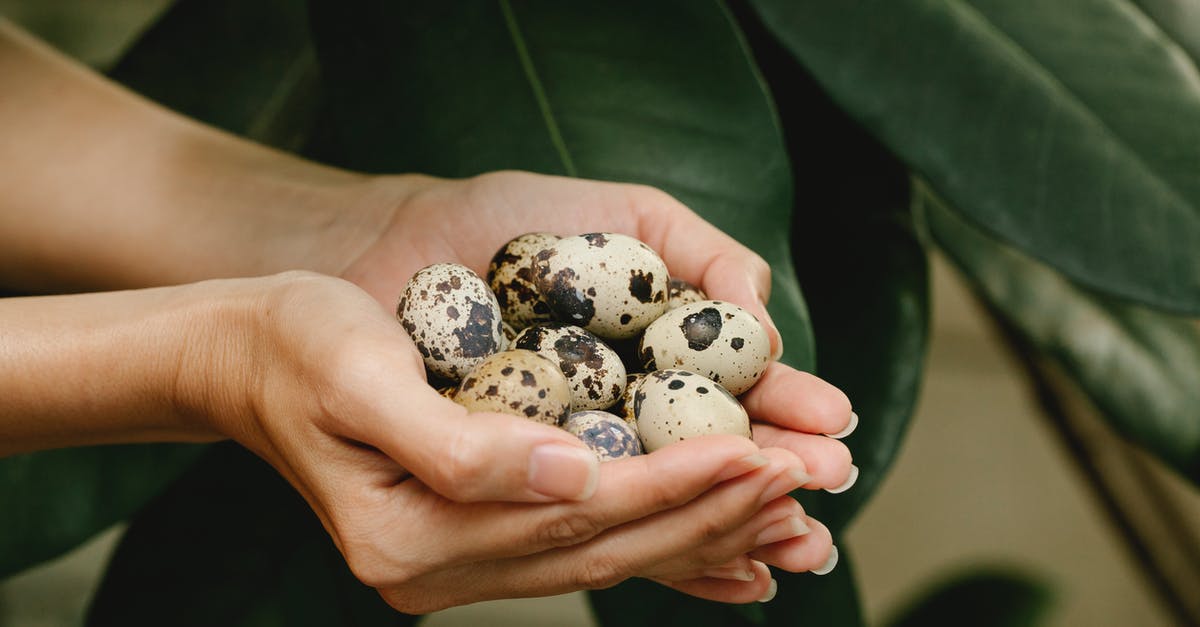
[
  {"x1": 884, "y1": 568, "x2": 1054, "y2": 627},
  {"x1": 729, "y1": 0, "x2": 930, "y2": 536},
  {"x1": 1131, "y1": 0, "x2": 1200, "y2": 67},
  {"x1": 0, "y1": 444, "x2": 205, "y2": 579},
  {"x1": 750, "y1": 0, "x2": 1200, "y2": 315},
  {"x1": 109, "y1": 0, "x2": 319, "y2": 149},
  {"x1": 86, "y1": 443, "x2": 410, "y2": 626},
  {"x1": 920, "y1": 183, "x2": 1200, "y2": 481},
  {"x1": 306, "y1": 0, "x2": 815, "y2": 372}
]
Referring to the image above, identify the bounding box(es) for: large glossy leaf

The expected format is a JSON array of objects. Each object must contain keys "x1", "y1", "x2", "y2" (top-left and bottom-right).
[
  {"x1": 884, "y1": 569, "x2": 1053, "y2": 627},
  {"x1": 306, "y1": 0, "x2": 814, "y2": 372},
  {"x1": 86, "y1": 443, "x2": 409, "y2": 626},
  {"x1": 0, "y1": 0, "x2": 319, "y2": 582},
  {"x1": 0, "y1": 444, "x2": 204, "y2": 579},
  {"x1": 1132, "y1": 0, "x2": 1200, "y2": 66},
  {"x1": 751, "y1": 0, "x2": 1200, "y2": 315},
  {"x1": 728, "y1": 0, "x2": 930, "y2": 537},
  {"x1": 920, "y1": 183, "x2": 1200, "y2": 481}
]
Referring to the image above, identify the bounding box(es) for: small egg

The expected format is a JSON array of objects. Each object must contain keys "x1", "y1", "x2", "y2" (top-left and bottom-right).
[
  {"x1": 397, "y1": 263, "x2": 505, "y2": 380},
  {"x1": 667, "y1": 278, "x2": 707, "y2": 309},
  {"x1": 563, "y1": 410, "x2": 643, "y2": 461},
  {"x1": 513, "y1": 323, "x2": 626, "y2": 411},
  {"x1": 639, "y1": 300, "x2": 770, "y2": 395},
  {"x1": 454, "y1": 350, "x2": 571, "y2": 426},
  {"x1": 487, "y1": 233, "x2": 560, "y2": 330},
  {"x1": 610, "y1": 372, "x2": 647, "y2": 424},
  {"x1": 434, "y1": 385, "x2": 457, "y2": 400},
  {"x1": 532, "y1": 233, "x2": 668, "y2": 340},
  {"x1": 634, "y1": 370, "x2": 750, "y2": 452}
]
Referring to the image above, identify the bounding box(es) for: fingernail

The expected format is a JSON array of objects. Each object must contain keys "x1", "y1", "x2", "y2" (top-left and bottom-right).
[
  {"x1": 757, "y1": 578, "x2": 778, "y2": 603},
  {"x1": 759, "y1": 466, "x2": 811, "y2": 505},
  {"x1": 826, "y1": 411, "x2": 858, "y2": 439},
  {"x1": 811, "y1": 545, "x2": 839, "y2": 576},
  {"x1": 716, "y1": 453, "x2": 770, "y2": 482},
  {"x1": 824, "y1": 465, "x2": 859, "y2": 495},
  {"x1": 528, "y1": 444, "x2": 600, "y2": 500},
  {"x1": 761, "y1": 307, "x2": 784, "y2": 361},
  {"x1": 755, "y1": 515, "x2": 811, "y2": 546},
  {"x1": 702, "y1": 565, "x2": 756, "y2": 582}
]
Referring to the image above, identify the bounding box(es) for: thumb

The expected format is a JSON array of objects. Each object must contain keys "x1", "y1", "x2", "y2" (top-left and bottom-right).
[{"x1": 357, "y1": 380, "x2": 600, "y2": 503}]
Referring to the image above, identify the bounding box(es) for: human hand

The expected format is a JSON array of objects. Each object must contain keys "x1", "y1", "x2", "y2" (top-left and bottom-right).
[{"x1": 179, "y1": 273, "x2": 834, "y2": 610}]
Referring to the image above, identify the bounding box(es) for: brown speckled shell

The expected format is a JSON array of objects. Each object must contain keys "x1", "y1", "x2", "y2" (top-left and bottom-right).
[
  {"x1": 397, "y1": 263, "x2": 505, "y2": 381},
  {"x1": 454, "y1": 350, "x2": 571, "y2": 426},
  {"x1": 634, "y1": 370, "x2": 750, "y2": 452},
  {"x1": 512, "y1": 323, "x2": 626, "y2": 412},
  {"x1": 532, "y1": 233, "x2": 668, "y2": 340},
  {"x1": 639, "y1": 300, "x2": 770, "y2": 395},
  {"x1": 487, "y1": 233, "x2": 560, "y2": 330},
  {"x1": 611, "y1": 372, "x2": 647, "y2": 424},
  {"x1": 667, "y1": 279, "x2": 707, "y2": 310},
  {"x1": 563, "y1": 410, "x2": 642, "y2": 461}
]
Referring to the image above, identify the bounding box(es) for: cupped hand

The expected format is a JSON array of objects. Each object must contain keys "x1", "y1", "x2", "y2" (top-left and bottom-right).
[
  {"x1": 342, "y1": 170, "x2": 857, "y2": 490},
  {"x1": 185, "y1": 273, "x2": 833, "y2": 611}
]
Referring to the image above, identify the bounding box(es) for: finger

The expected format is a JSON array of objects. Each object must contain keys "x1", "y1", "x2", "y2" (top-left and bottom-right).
[
  {"x1": 379, "y1": 434, "x2": 769, "y2": 569},
  {"x1": 628, "y1": 188, "x2": 782, "y2": 359},
  {"x1": 750, "y1": 517, "x2": 839, "y2": 575},
  {"x1": 386, "y1": 447, "x2": 806, "y2": 610},
  {"x1": 652, "y1": 560, "x2": 776, "y2": 604},
  {"x1": 327, "y1": 336, "x2": 602, "y2": 503},
  {"x1": 642, "y1": 496, "x2": 806, "y2": 579},
  {"x1": 751, "y1": 423, "x2": 856, "y2": 492},
  {"x1": 740, "y1": 362, "x2": 853, "y2": 436}
]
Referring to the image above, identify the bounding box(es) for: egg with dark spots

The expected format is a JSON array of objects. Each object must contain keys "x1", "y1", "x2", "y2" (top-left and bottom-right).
[
  {"x1": 638, "y1": 300, "x2": 770, "y2": 395},
  {"x1": 532, "y1": 233, "x2": 668, "y2": 340},
  {"x1": 611, "y1": 372, "x2": 647, "y2": 424},
  {"x1": 634, "y1": 370, "x2": 750, "y2": 452},
  {"x1": 454, "y1": 350, "x2": 570, "y2": 426},
  {"x1": 487, "y1": 233, "x2": 561, "y2": 330},
  {"x1": 563, "y1": 410, "x2": 643, "y2": 461},
  {"x1": 667, "y1": 279, "x2": 707, "y2": 310},
  {"x1": 397, "y1": 263, "x2": 504, "y2": 380},
  {"x1": 513, "y1": 323, "x2": 627, "y2": 411}
]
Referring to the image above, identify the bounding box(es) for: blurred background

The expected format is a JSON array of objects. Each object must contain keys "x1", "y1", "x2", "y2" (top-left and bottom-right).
[{"x1": 2, "y1": 1, "x2": 1198, "y2": 625}]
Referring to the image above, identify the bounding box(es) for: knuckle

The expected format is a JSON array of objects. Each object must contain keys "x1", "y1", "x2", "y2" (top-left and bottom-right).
[
  {"x1": 576, "y1": 555, "x2": 630, "y2": 590},
  {"x1": 439, "y1": 430, "x2": 490, "y2": 500},
  {"x1": 537, "y1": 511, "x2": 603, "y2": 548}
]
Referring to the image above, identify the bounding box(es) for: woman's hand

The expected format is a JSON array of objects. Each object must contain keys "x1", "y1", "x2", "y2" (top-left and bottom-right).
[
  {"x1": 180, "y1": 273, "x2": 834, "y2": 610},
  {"x1": 342, "y1": 171, "x2": 858, "y2": 492}
]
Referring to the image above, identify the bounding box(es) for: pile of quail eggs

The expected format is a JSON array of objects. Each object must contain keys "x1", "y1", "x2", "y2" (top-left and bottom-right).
[{"x1": 396, "y1": 232, "x2": 772, "y2": 461}]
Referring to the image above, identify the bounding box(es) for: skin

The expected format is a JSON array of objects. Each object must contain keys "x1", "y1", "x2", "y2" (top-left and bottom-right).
[{"x1": 0, "y1": 18, "x2": 855, "y2": 611}]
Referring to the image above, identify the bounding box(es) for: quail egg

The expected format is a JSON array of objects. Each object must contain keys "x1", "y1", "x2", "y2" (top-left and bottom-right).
[
  {"x1": 435, "y1": 385, "x2": 457, "y2": 400},
  {"x1": 563, "y1": 410, "x2": 643, "y2": 461},
  {"x1": 639, "y1": 300, "x2": 770, "y2": 395},
  {"x1": 513, "y1": 323, "x2": 626, "y2": 411},
  {"x1": 398, "y1": 263, "x2": 505, "y2": 380},
  {"x1": 667, "y1": 278, "x2": 707, "y2": 309},
  {"x1": 610, "y1": 372, "x2": 647, "y2": 424},
  {"x1": 633, "y1": 370, "x2": 751, "y2": 452},
  {"x1": 487, "y1": 233, "x2": 560, "y2": 330},
  {"x1": 454, "y1": 350, "x2": 571, "y2": 425},
  {"x1": 532, "y1": 233, "x2": 668, "y2": 340}
]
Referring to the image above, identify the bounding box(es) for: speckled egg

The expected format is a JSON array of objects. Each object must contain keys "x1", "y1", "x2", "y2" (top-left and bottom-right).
[
  {"x1": 611, "y1": 372, "x2": 647, "y2": 424},
  {"x1": 532, "y1": 233, "x2": 668, "y2": 340},
  {"x1": 454, "y1": 350, "x2": 571, "y2": 426},
  {"x1": 639, "y1": 300, "x2": 771, "y2": 395},
  {"x1": 563, "y1": 410, "x2": 643, "y2": 461},
  {"x1": 434, "y1": 385, "x2": 457, "y2": 400},
  {"x1": 397, "y1": 263, "x2": 504, "y2": 380},
  {"x1": 667, "y1": 279, "x2": 707, "y2": 309},
  {"x1": 487, "y1": 233, "x2": 560, "y2": 330},
  {"x1": 634, "y1": 370, "x2": 750, "y2": 452},
  {"x1": 513, "y1": 323, "x2": 626, "y2": 411}
]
